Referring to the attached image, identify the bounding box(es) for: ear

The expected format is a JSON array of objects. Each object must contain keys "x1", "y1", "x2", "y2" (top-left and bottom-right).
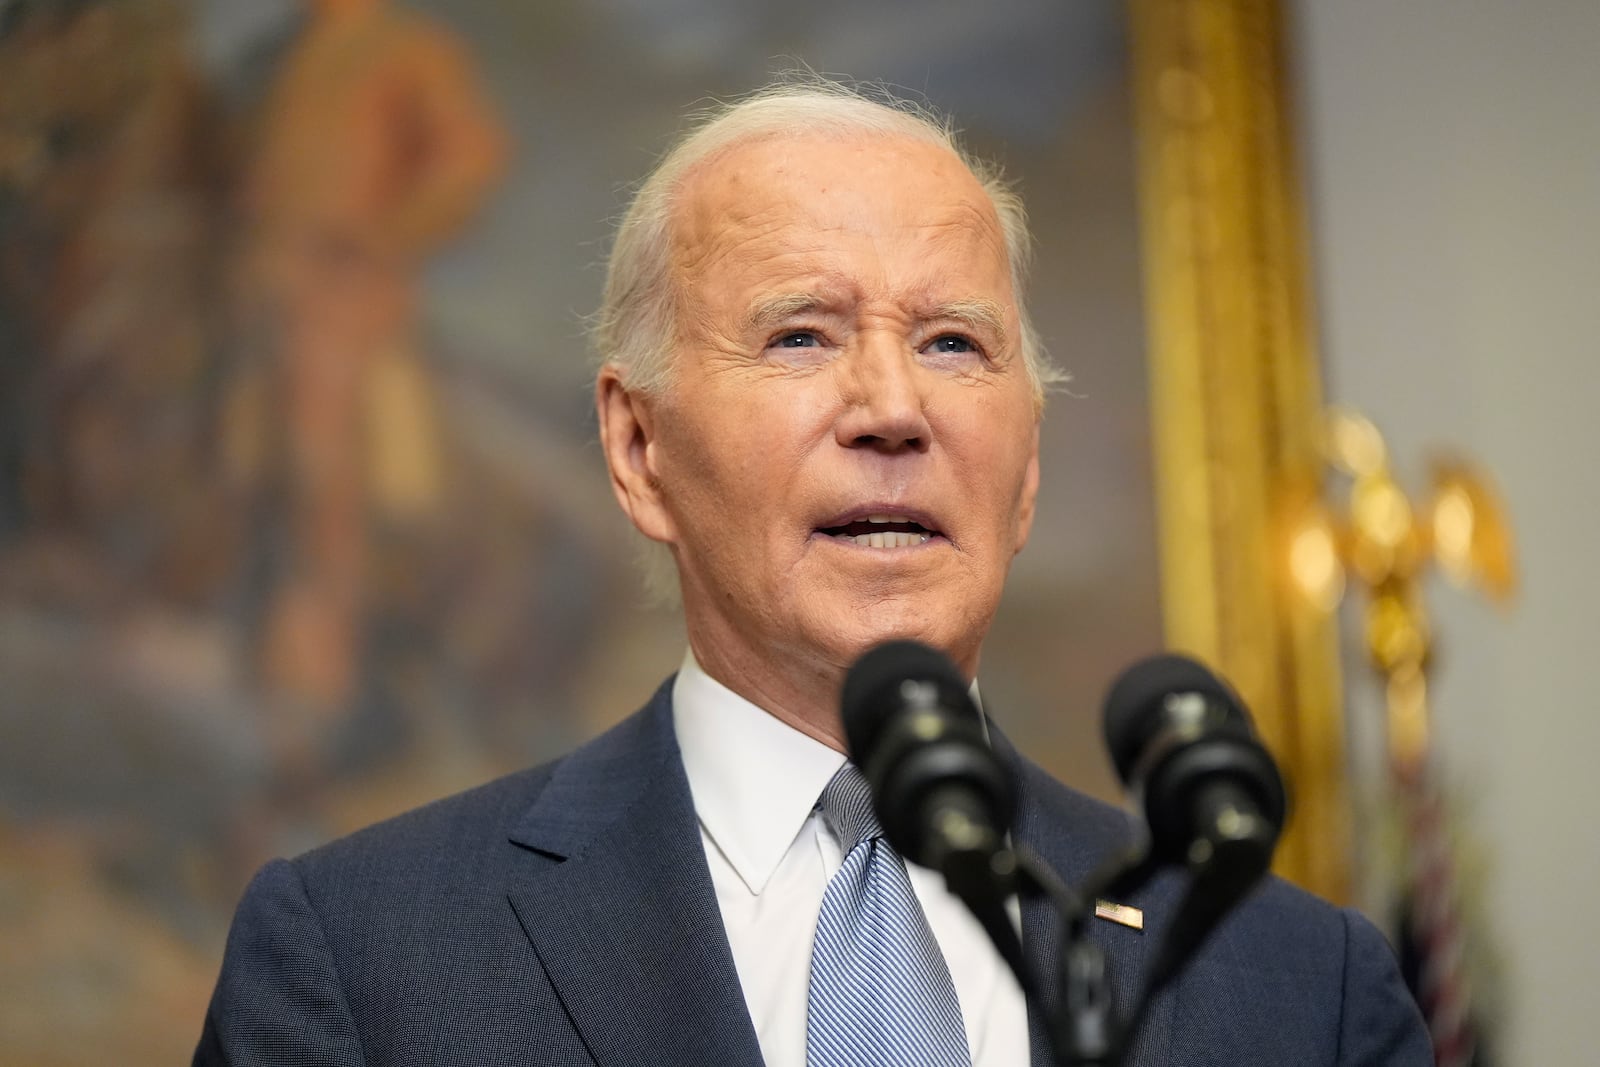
[
  {"x1": 595, "y1": 365, "x2": 676, "y2": 545},
  {"x1": 1013, "y1": 424, "x2": 1041, "y2": 555}
]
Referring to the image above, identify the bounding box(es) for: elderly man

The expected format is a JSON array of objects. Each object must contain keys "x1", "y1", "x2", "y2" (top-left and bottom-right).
[{"x1": 195, "y1": 82, "x2": 1429, "y2": 1066}]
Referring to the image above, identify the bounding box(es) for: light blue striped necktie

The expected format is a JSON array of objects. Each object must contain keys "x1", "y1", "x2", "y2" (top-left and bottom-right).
[{"x1": 806, "y1": 764, "x2": 972, "y2": 1067}]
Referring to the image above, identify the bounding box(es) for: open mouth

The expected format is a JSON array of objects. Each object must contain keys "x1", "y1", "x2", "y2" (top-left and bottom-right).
[{"x1": 816, "y1": 513, "x2": 941, "y2": 548}]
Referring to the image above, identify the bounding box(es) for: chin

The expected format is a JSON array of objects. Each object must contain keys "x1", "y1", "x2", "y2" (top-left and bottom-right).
[{"x1": 813, "y1": 599, "x2": 982, "y2": 675}]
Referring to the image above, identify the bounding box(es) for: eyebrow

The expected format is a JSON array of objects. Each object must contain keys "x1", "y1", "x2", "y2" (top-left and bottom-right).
[
  {"x1": 740, "y1": 292, "x2": 832, "y2": 336},
  {"x1": 740, "y1": 292, "x2": 1011, "y2": 347},
  {"x1": 925, "y1": 298, "x2": 1010, "y2": 345}
]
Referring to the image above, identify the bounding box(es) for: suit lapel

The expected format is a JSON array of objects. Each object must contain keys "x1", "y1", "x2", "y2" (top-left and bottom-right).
[
  {"x1": 504, "y1": 684, "x2": 764, "y2": 1067},
  {"x1": 1004, "y1": 741, "x2": 1176, "y2": 1067}
]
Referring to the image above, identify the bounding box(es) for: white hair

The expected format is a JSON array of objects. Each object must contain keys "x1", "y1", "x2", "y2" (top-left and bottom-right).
[{"x1": 592, "y1": 75, "x2": 1066, "y2": 599}]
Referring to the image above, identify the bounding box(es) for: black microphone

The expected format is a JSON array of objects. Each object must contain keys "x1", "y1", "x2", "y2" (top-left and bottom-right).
[
  {"x1": 1102, "y1": 653, "x2": 1287, "y2": 879},
  {"x1": 840, "y1": 639, "x2": 1028, "y2": 988},
  {"x1": 840, "y1": 639, "x2": 1015, "y2": 874},
  {"x1": 1102, "y1": 654, "x2": 1289, "y2": 1009}
]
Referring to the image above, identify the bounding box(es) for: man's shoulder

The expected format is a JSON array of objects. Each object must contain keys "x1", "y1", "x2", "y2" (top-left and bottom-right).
[{"x1": 292, "y1": 760, "x2": 556, "y2": 892}]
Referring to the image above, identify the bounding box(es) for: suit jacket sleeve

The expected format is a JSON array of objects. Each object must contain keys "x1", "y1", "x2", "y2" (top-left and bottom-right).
[
  {"x1": 1337, "y1": 907, "x2": 1433, "y2": 1066},
  {"x1": 193, "y1": 858, "x2": 367, "y2": 1066}
]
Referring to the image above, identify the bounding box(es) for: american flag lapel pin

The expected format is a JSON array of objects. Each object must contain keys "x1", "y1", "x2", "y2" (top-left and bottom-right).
[{"x1": 1093, "y1": 899, "x2": 1145, "y2": 931}]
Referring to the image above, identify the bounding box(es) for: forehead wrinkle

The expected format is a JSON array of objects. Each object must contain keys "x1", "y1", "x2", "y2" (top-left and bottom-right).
[
  {"x1": 913, "y1": 209, "x2": 1011, "y2": 271},
  {"x1": 672, "y1": 205, "x2": 792, "y2": 288}
]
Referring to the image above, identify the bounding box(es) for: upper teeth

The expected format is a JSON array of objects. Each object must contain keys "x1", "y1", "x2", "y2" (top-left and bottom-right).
[
  {"x1": 840, "y1": 515, "x2": 930, "y2": 548},
  {"x1": 847, "y1": 530, "x2": 930, "y2": 548}
]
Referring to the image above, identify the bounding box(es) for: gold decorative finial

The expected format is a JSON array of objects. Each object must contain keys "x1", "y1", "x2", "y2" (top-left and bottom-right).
[{"x1": 1289, "y1": 408, "x2": 1516, "y2": 770}]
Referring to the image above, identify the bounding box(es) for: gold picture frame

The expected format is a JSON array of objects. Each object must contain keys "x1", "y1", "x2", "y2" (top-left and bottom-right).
[{"x1": 1129, "y1": 0, "x2": 1351, "y2": 901}]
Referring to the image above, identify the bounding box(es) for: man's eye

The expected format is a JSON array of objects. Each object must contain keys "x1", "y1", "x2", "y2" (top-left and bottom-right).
[
  {"x1": 924, "y1": 334, "x2": 977, "y2": 354},
  {"x1": 773, "y1": 331, "x2": 822, "y2": 348}
]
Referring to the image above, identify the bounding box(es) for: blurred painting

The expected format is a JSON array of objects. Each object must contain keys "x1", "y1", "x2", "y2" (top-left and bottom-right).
[{"x1": 0, "y1": 0, "x2": 1158, "y2": 1061}]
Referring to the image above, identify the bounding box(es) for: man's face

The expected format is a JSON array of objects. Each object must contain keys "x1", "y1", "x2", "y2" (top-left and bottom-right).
[{"x1": 614, "y1": 132, "x2": 1040, "y2": 686}]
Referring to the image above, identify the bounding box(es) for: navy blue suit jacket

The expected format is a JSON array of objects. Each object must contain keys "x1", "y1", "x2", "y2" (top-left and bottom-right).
[{"x1": 195, "y1": 680, "x2": 1430, "y2": 1065}]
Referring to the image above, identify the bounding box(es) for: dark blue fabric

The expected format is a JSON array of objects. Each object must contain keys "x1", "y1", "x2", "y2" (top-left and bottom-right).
[{"x1": 195, "y1": 679, "x2": 1430, "y2": 1066}]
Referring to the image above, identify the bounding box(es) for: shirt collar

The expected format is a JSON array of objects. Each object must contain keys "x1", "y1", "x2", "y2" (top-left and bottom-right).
[
  {"x1": 672, "y1": 650, "x2": 845, "y2": 896},
  {"x1": 671, "y1": 649, "x2": 991, "y2": 895}
]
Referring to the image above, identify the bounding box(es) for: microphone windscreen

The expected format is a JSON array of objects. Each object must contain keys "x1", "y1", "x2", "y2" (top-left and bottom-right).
[
  {"x1": 840, "y1": 639, "x2": 970, "y2": 766},
  {"x1": 1102, "y1": 653, "x2": 1238, "y2": 784}
]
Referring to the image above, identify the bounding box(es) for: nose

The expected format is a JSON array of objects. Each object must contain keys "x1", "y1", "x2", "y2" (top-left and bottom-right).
[{"x1": 833, "y1": 333, "x2": 931, "y2": 453}]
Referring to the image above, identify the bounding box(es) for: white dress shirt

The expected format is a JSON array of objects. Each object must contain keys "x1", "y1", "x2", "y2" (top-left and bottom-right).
[{"x1": 672, "y1": 652, "x2": 1030, "y2": 1067}]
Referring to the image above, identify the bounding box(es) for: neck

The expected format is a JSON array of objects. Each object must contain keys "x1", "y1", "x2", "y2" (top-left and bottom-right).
[{"x1": 684, "y1": 632, "x2": 852, "y2": 754}]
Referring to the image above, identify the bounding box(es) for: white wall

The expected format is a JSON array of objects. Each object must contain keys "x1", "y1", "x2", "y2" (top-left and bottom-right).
[{"x1": 1292, "y1": 1, "x2": 1600, "y2": 1061}]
